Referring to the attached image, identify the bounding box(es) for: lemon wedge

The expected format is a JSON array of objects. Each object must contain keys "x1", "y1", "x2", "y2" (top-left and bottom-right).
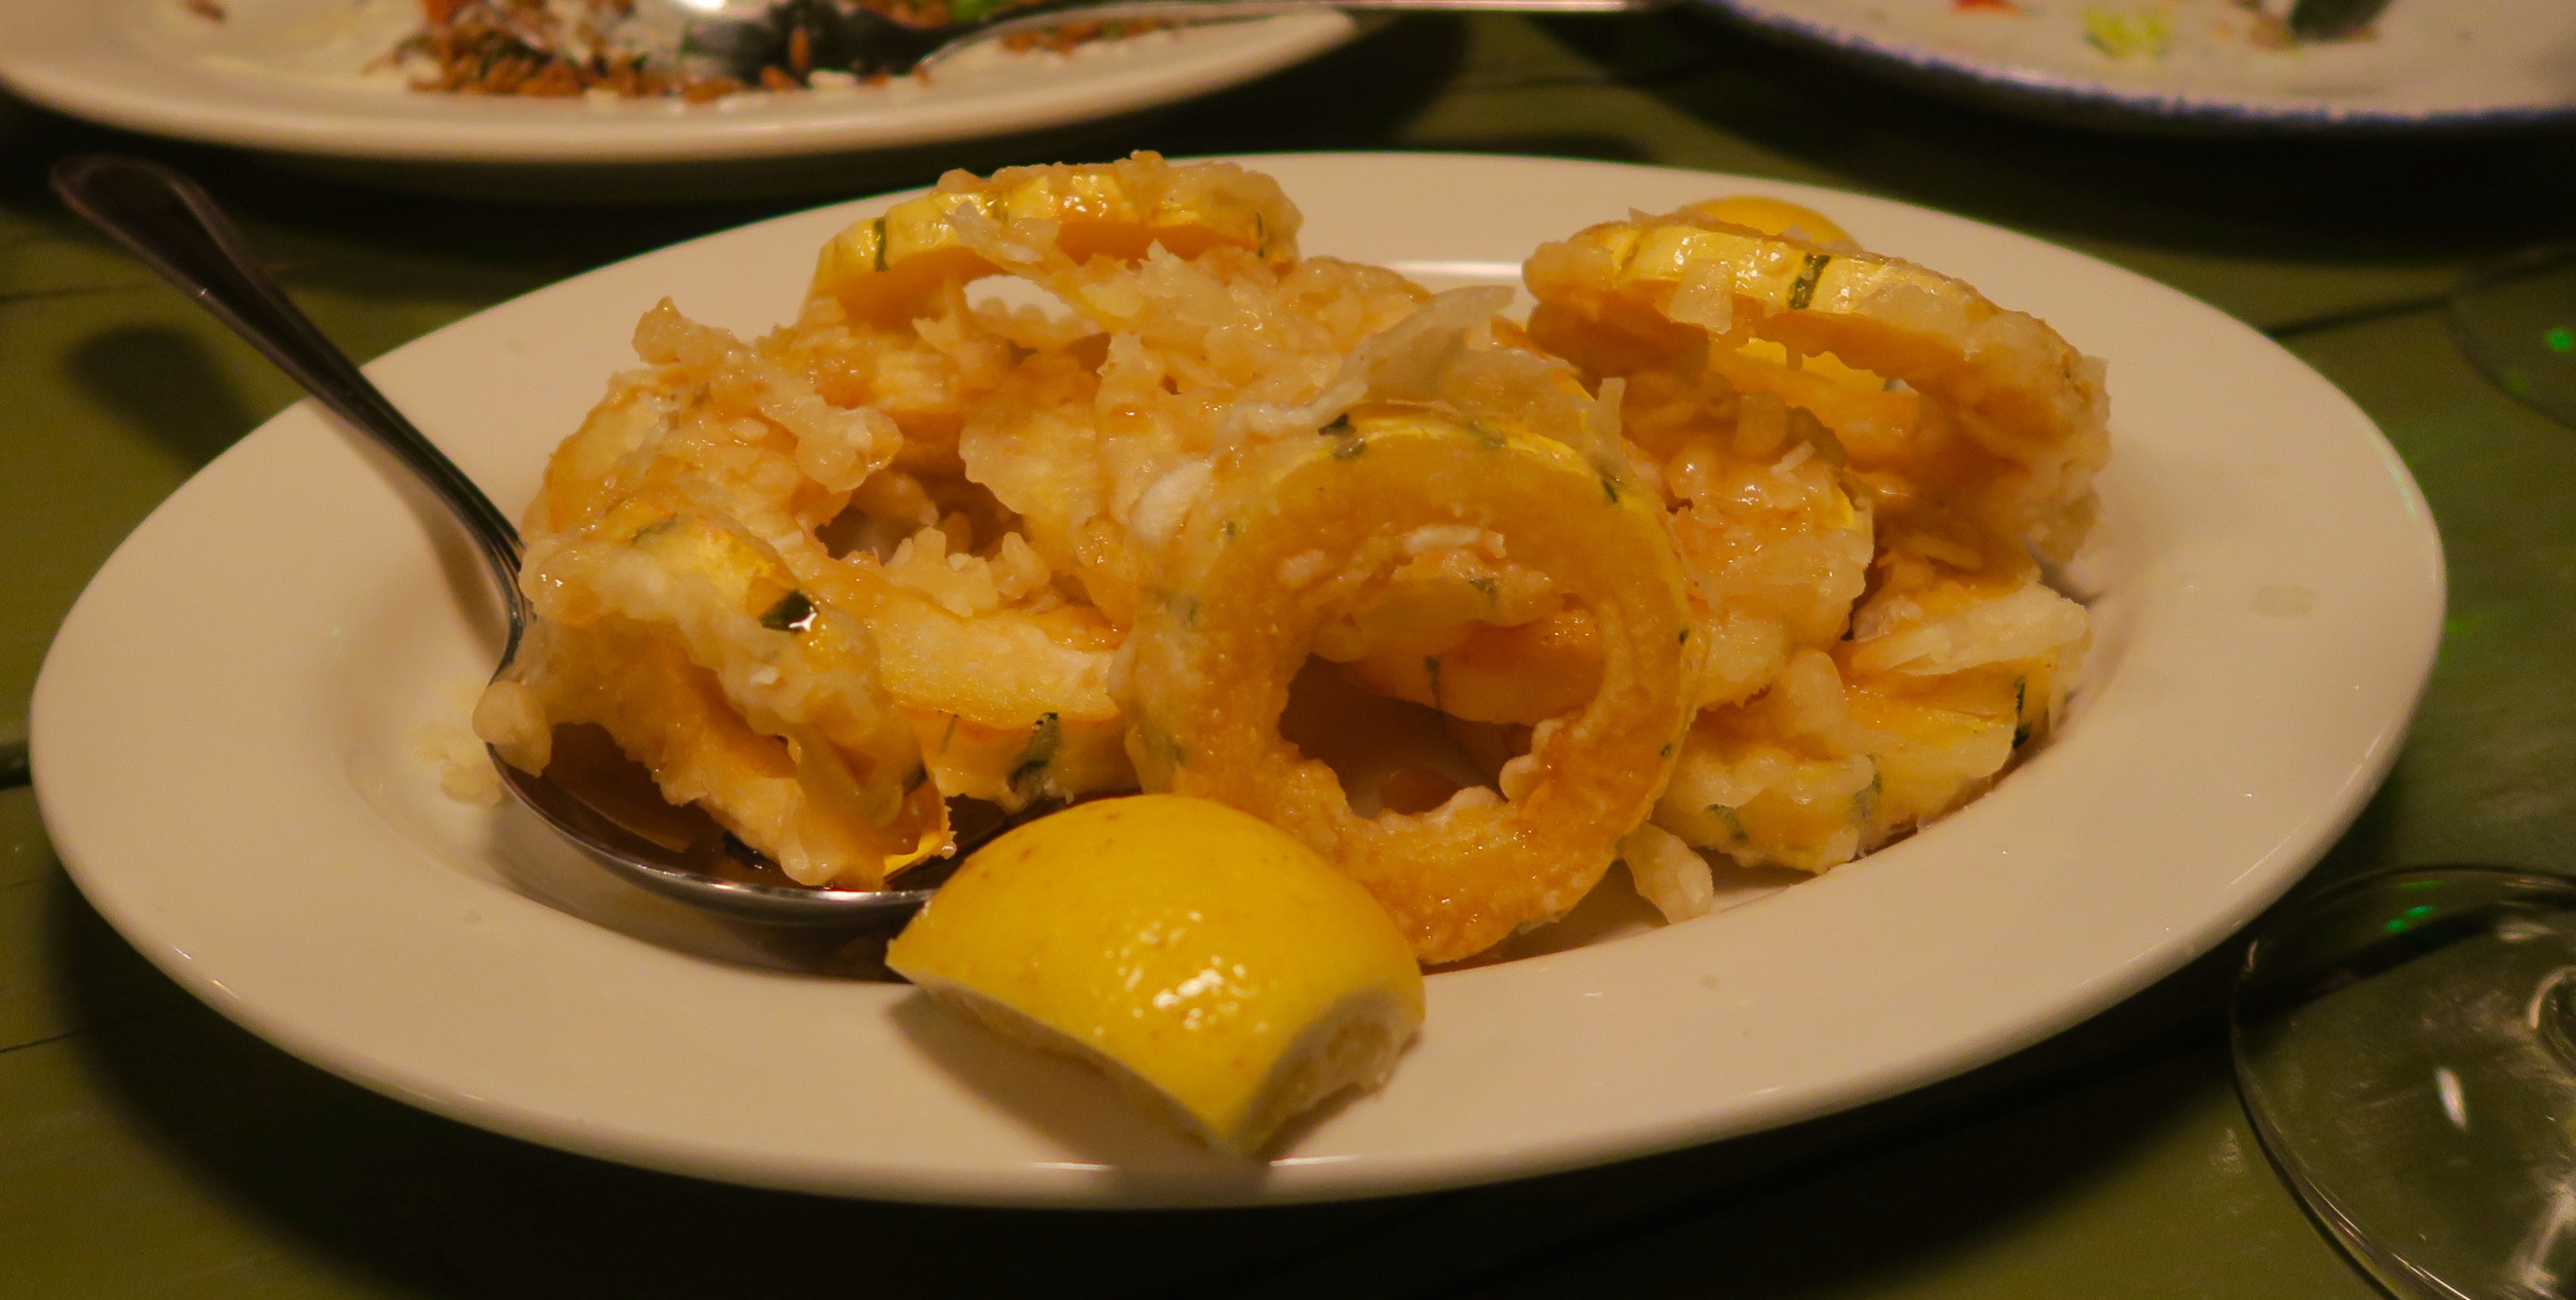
[{"x1": 884, "y1": 794, "x2": 1425, "y2": 1155}]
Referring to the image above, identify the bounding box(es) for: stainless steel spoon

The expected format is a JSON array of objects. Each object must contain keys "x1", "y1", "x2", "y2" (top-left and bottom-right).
[
  {"x1": 2284, "y1": 0, "x2": 2391, "y2": 41},
  {"x1": 667, "y1": 0, "x2": 1670, "y2": 80},
  {"x1": 50, "y1": 154, "x2": 983, "y2": 927}
]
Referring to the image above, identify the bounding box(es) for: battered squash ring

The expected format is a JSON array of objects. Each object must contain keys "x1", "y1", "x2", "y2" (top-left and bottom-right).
[
  {"x1": 1117, "y1": 405, "x2": 1699, "y2": 963},
  {"x1": 1524, "y1": 211, "x2": 2109, "y2": 559}
]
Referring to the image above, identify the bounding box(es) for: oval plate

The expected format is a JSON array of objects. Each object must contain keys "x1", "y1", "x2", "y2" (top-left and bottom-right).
[{"x1": 33, "y1": 152, "x2": 2443, "y2": 1206}]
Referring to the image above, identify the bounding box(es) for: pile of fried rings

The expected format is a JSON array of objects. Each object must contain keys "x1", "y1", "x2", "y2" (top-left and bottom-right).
[{"x1": 474, "y1": 154, "x2": 2108, "y2": 966}]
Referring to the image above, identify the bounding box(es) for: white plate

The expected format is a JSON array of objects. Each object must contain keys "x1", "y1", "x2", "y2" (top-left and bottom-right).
[
  {"x1": 32, "y1": 152, "x2": 2443, "y2": 1207},
  {"x1": 1706, "y1": 0, "x2": 2576, "y2": 130},
  {"x1": 0, "y1": 0, "x2": 1353, "y2": 163}
]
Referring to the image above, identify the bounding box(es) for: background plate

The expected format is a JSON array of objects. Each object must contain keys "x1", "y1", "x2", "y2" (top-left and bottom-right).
[
  {"x1": 31, "y1": 152, "x2": 2443, "y2": 1207},
  {"x1": 1702, "y1": 0, "x2": 2576, "y2": 131},
  {"x1": 0, "y1": 0, "x2": 1354, "y2": 163}
]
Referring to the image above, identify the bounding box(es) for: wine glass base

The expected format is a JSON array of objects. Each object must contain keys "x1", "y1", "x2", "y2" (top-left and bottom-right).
[
  {"x1": 2233, "y1": 868, "x2": 2576, "y2": 1300},
  {"x1": 2452, "y1": 247, "x2": 2576, "y2": 429}
]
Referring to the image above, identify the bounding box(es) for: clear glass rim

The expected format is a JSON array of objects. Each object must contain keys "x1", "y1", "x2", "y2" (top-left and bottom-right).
[
  {"x1": 2229, "y1": 865, "x2": 2576, "y2": 1300},
  {"x1": 2452, "y1": 244, "x2": 2576, "y2": 300},
  {"x1": 2447, "y1": 246, "x2": 2576, "y2": 430}
]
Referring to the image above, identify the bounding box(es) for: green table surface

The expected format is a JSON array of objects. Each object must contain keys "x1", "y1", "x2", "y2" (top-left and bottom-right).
[{"x1": 5, "y1": 13, "x2": 2575, "y2": 1296}]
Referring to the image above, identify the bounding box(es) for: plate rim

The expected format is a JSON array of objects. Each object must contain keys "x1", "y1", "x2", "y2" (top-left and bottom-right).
[{"x1": 29, "y1": 150, "x2": 2447, "y2": 1206}]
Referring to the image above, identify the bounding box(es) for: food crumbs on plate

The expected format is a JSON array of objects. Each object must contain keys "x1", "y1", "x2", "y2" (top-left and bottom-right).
[
  {"x1": 2083, "y1": 6, "x2": 2175, "y2": 58},
  {"x1": 381, "y1": 0, "x2": 1156, "y2": 98},
  {"x1": 415, "y1": 679, "x2": 505, "y2": 806},
  {"x1": 885, "y1": 794, "x2": 1425, "y2": 1156}
]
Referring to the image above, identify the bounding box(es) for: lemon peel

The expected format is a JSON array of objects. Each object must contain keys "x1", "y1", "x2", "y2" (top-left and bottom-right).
[{"x1": 884, "y1": 794, "x2": 1424, "y2": 1156}]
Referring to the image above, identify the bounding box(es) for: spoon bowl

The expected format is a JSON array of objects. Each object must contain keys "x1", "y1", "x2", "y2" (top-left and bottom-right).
[{"x1": 49, "y1": 154, "x2": 966, "y2": 927}]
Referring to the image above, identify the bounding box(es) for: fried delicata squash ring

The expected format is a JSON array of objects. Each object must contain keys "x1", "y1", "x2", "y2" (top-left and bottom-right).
[
  {"x1": 1529, "y1": 201, "x2": 2097, "y2": 877},
  {"x1": 1654, "y1": 617, "x2": 2076, "y2": 874},
  {"x1": 1524, "y1": 211, "x2": 2109, "y2": 560},
  {"x1": 515, "y1": 299, "x2": 1133, "y2": 816},
  {"x1": 791, "y1": 559, "x2": 1135, "y2": 810},
  {"x1": 810, "y1": 153, "x2": 1301, "y2": 329},
  {"x1": 480, "y1": 494, "x2": 946, "y2": 887},
  {"x1": 1118, "y1": 407, "x2": 1699, "y2": 964},
  {"x1": 1340, "y1": 609, "x2": 1604, "y2": 726}
]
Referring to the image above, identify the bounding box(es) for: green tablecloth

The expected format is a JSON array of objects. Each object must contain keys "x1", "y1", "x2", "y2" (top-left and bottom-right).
[{"x1": 4, "y1": 13, "x2": 2572, "y2": 1294}]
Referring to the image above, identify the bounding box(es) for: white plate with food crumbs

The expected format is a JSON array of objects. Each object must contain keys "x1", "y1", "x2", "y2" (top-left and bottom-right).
[
  {"x1": 0, "y1": 0, "x2": 1353, "y2": 163},
  {"x1": 1703, "y1": 0, "x2": 2576, "y2": 129},
  {"x1": 33, "y1": 152, "x2": 2439, "y2": 1206}
]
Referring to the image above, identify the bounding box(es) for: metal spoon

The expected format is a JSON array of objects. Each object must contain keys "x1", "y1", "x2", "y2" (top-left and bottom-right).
[
  {"x1": 49, "y1": 154, "x2": 991, "y2": 927},
  {"x1": 667, "y1": 0, "x2": 1671, "y2": 80},
  {"x1": 2284, "y1": 0, "x2": 2390, "y2": 41}
]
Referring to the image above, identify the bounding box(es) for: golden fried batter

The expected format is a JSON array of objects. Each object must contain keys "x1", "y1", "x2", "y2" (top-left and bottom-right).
[{"x1": 478, "y1": 159, "x2": 2103, "y2": 947}]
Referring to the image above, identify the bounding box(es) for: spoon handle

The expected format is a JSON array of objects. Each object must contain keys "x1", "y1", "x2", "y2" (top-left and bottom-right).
[
  {"x1": 50, "y1": 155, "x2": 941, "y2": 923},
  {"x1": 48, "y1": 156, "x2": 526, "y2": 596}
]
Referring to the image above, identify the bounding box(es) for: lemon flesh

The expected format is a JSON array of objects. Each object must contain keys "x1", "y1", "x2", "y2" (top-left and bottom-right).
[{"x1": 884, "y1": 794, "x2": 1425, "y2": 1156}]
